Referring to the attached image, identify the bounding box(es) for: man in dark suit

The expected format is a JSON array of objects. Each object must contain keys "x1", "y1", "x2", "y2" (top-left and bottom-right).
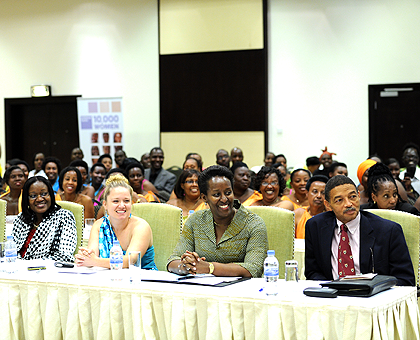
[
  {"x1": 144, "y1": 147, "x2": 176, "y2": 201},
  {"x1": 305, "y1": 175, "x2": 415, "y2": 286}
]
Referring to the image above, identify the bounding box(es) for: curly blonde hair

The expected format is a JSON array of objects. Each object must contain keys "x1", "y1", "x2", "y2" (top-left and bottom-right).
[{"x1": 103, "y1": 173, "x2": 133, "y2": 202}]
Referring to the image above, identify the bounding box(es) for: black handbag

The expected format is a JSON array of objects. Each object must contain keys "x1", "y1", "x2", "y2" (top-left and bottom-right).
[{"x1": 320, "y1": 275, "x2": 398, "y2": 297}]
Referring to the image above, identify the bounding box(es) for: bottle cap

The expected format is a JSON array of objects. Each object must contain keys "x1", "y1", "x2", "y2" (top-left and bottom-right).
[
  {"x1": 189, "y1": 210, "x2": 195, "y2": 215},
  {"x1": 113, "y1": 240, "x2": 120, "y2": 246},
  {"x1": 7, "y1": 235, "x2": 12, "y2": 241},
  {"x1": 267, "y1": 250, "x2": 275, "y2": 256}
]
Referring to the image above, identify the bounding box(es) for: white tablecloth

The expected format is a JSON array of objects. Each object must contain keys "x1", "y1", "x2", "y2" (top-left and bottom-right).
[{"x1": 0, "y1": 260, "x2": 419, "y2": 340}]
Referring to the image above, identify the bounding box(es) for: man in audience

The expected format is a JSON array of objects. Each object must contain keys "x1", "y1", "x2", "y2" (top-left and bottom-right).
[
  {"x1": 305, "y1": 175, "x2": 415, "y2": 286},
  {"x1": 115, "y1": 150, "x2": 127, "y2": 168},
  {"x1": 140, "y1": 153, "x2": 151, "y2": 169},
  {"x1": 399, "y1": 143, "x2": 420, "y2": 194},
  {"x1": 216, "y1": 149, "x2": 230, "y2": 168},
  {"x1": 230, "y1": 147, "x2": 244, "y2": 165},
  {"x1": 328, "y1": 162, "x2": 348, "y2": 177},
  {"x1": 144, "y1": 147, "x2": 176, "y2": 201}
]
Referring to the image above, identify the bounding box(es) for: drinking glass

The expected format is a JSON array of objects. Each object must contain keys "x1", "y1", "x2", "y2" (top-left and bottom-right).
[
  {"x1": 128, "y1": 251, "x2": 141, "y2": 284},
  {"x1": 285, "y1": 260, "x2": 299, "y2": 282},
  {"x1": 83, "y1": 218, "x2": 95, "y2": 246}
]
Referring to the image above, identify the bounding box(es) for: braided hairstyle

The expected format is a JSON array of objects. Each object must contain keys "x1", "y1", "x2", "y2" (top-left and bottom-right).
[{"x1": 366, "y1": 162, "x2": 399, "y2": 204}]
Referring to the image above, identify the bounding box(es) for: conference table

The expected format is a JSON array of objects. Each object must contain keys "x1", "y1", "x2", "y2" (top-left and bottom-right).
[{"x1": 0, "y1": 260, "x2": 419, "y2": 340}]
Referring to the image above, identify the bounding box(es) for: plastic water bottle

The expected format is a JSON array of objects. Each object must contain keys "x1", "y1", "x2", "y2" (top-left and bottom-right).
[
  {"x1": 5, "y1": 235, "x2": 17, "y2": 274},
  {"x1": 264, "y1": 250, "x2": 279, "y2": 296},
  {"x1": 110, "y1": 240, "x2": 123, "y2": 281}
]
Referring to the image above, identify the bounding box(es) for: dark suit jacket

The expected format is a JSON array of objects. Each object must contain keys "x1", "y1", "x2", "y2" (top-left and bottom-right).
[
  {"x1": 144, "y1": 168, "x2": 176, "y2": 194},
  {"x1": 305, "y1": 210, "x2": 415, "y2": 286}
]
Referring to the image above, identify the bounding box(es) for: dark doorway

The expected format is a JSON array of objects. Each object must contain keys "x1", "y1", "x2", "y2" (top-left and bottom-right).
[
  {"x1": 5, "y1": 96, "x2": 81, "y2": 168},
  {"x1": 369, "y1": 83, "x2": 420, "y2": 164}
]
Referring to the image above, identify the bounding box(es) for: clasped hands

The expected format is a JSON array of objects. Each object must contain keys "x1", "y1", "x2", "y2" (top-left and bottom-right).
[
  {"x1": 178, "y1": 250, "x2": 209, "y2": 275},
  {"x1": 75, "y1": 247, "x2": 98, "y2": 267}
]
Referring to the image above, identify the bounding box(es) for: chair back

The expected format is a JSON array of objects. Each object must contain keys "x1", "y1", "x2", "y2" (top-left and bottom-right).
[
  {"x1": 0, "y1": 200, "x2": 6, "y2": 242},
  {"x1": 56, "y1": 201, "x2": 84, "y2": 255},
  {"x1": 131, "y1": 203, "x2": 182, "y2": 271},
  {"x1": 247, "y1": 206, "x2": 295, "y2": 279},
  {"x1": 366, "y1": 209, "x2": 420, "y2": 286}
]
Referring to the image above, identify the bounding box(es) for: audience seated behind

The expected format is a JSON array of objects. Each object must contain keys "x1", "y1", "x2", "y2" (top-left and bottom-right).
[
  {"x1": 28, "y1": 153, "x2": 47, "y2": 179},
  {"x1": 9, "y1": 159, "x2": 30, "y2": 179},
  {"x1": 251, "y1": 166, "x2": 293, "y2": 210},
  {"x1": 281, "y1": 168, "x2": 310, "y2": 209},
  {"x1": 313, "y1": 147, "x2": 335, "y2": 178},
  {"x1": 144, "y1": 147, "x2": 176, "y2": 202},
  {"x1": 126, "y1": 162, "x2": 160, "y2": 202},
  {"x1": 166, "y1": 169, "x2": 207, "y2": 218},
  {"x1": 0, "y1": 166, "x2": 25, "y2": 215},
  {"x1": 294, "y1": 175, "x2": 328, "y2": 239},
  {"x1": 55, "y1": 166, "x2": 94, "y2": 219},
  {"x1": 69, "y1": 160, "x2": 95, "y2": 198},
  {"x1": 167, "y1": 165, "x2": 268, "y2": 278},
  {"x1": 98, "y1": 154, "x2": 113, "y2": 174},
  {"x1": 42, "y1": 157, "x2": 62, "y2": 194},
  {"x1": 230, "y1": 147, "x2": 244, "y2": 165},
  {"x1": 231, "y1": 162, "x2": 262, "y2": 206},
  {"x1": 13, "y1": 176, "x2": 77, "y2": 262},
  {"x1": 360, "y1": 162, "x2": 419, "y2": 215},
  {"x1": 75, "y1": 174, "x2": 157, "y2": 270}
]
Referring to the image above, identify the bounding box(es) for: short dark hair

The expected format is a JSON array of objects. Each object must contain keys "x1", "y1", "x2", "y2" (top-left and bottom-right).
[
  {"x1": 384, "y1": 158, "x2": 400, "y2": 167},
  {"x1": 21, "y1": 176, "x2": 60, "y2": 224},
  {"x1": 98, "y1": 154, "x2": 112, "y2": 163},
  {"x1": 174, "y1": 169, "x2": 201, "y2": 199},
  {"x1": 402, "y1": 142, "x2": 420, "y2": 156},
  {"x1": 198, "y1": 165, "x2": 234, "y2": 196},
  {"x1": 290, "y1": 168, "x2": 311, "y2": 181},
  {"x1": 183, "y1": 157, "x2": 202, "y2": 171},
  {"x1": 120, "y1": 157, "x2": 140, "y2": 170},
  {"x1": 230, "y1": 161, "x2": 248, "y2": 174},
  {"x1": 58, "y1": 167, "x2": 83, "y2": 193},
  {"x1": 105, "y1": 167, "x2": 127, "y2": 180},
  {"x1": 325, "y1": 175, "x2": 357, "y2": 202},
  {"x1": 328, "y1": 162, "x2": 347, "y2": 175},
  {"x1": 306, "y1": 175, "x2": 329, "y2": 191},
  {"x1": 90, "y1": 162, "x2": 106, "y2": 174},
  {"x1": 9, "y1": 159, "x2": 30, "y2": 172},
  {"x1": 306, "y1": 156, "x2": 320, "y2": 167},
  {"x1": 254, "y1": 166, "x2": 286, "y2": 196},
  {"x1": 366, "y1": 163, "x2": 399, "y2": 203},
  {"x1": 125, "y1": 162, "x2": 145, "y2": 177},
  {"x1": 42, "y1": 157, "x2": 62, "y2": 173},
  {"x1": 150, "y1": 147, "x2": 163, "y2": 155},
  {"x1": 69, "y1": 159, "x2": 89, "y2": 173},
  {"x1": 2, "y1": 165, "x2": 24, "y2": 186}
]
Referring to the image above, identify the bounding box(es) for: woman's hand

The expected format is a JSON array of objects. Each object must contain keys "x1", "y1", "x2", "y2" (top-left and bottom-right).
[
  {"x1": 179, "y1": 250, "x2": 206, "y2": 275},
  {"x1": 75, "y1": 247, "x2": 97, "y2": 267}
]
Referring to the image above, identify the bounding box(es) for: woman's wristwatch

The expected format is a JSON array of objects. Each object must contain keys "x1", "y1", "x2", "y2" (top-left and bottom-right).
[{"x1": 208, "y1": 262, "x2": 214, "y2": 274}]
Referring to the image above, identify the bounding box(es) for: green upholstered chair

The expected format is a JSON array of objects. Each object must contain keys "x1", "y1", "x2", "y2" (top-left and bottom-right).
[
  {"x1": 366, "y1": 209, "x2": 420, "y2": 286},
  {"x1": 0, "y1": 200, "x2": 6, "y2": 242},
  {"x1": 56, "y1": 201, "x2": 84, "y2": 255},
  {"x1": 131, "y1": 203, "x2": 182, "y2": 271},
  {"x1": 247, "y1": 206, "x2": 295, "y2": 279}
]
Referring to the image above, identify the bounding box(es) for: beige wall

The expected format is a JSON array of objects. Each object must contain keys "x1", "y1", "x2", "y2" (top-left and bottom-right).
[
  {"x1": 160, "y1": 0, "x2": 263, "y2": 54},
  {"x1": 161, "y1": 131, "x2": 265, "y2": 169}
]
